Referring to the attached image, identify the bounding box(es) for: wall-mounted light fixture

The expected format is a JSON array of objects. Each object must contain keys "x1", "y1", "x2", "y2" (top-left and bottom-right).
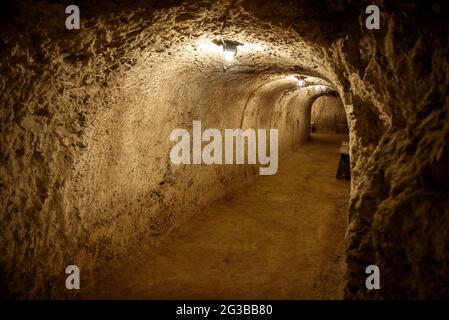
[
  {"x1": 212, "y1": 38, "x2": 243, "y2": 70},
  {"x1": 223, "y1": 50, "x2": 235, "y2": 62},
  {"x1": 222, "y1": 40, "x2": 242, "y2": 62},
  {"x1": 315, "y1": 85, "x2": 327, "y2": 93}
]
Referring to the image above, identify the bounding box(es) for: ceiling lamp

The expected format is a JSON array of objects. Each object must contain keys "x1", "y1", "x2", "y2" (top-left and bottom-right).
[{"x1": 212, "y1": 38, "x2": 243, "y2": 70}]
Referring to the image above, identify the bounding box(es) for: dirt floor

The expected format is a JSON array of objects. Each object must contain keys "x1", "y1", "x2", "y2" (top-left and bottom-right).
[{"x1": 84, "y1": 133, "x2": 350, "y2": 299}]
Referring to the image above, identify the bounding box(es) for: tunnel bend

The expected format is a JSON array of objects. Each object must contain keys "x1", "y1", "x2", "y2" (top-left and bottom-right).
[{"x1": 296, "y1": 87, "x2": 341, "y2": 145}]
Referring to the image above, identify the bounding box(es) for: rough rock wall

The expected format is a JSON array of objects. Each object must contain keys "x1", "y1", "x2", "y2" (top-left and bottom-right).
[
  {"x1": 0, "y1": 0, "x2": 309, "y2": 297},
  {"x1": 311, "y1": 95, "x2": 346, "y2": 132},
  {"x1": 292, "y1": 90, "x2": 313, "y2": 146},
  {"x1": 325, "y1": 2, "x2": 449, "y2": 299}
]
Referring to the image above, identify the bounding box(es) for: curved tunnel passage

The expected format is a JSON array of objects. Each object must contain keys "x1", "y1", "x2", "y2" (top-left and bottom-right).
[{"x1": 1, "y1": 0, "x2": 449, "y2": 299}]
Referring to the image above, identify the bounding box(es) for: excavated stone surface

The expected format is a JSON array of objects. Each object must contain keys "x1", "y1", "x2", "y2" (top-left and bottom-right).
[
  {"x1": 312, "y1": 96, "x2": 346, "y2": 132},
  {"x1": 0, "y1": 0, "x2": 448, "y2": 298}
]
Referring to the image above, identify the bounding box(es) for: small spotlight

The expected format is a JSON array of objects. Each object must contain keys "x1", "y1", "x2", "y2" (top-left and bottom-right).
[
  {"x1": 297, "y1": 79, "x2": 305, "y2": 90},
  {"x1": 212, "y1": 38, "x2": 243, "y2": 70},
  {"x1": 223, "y1": 50, "x2": 235, "y2": 62},
  {"x1": 222, "y1": 40, "x2": 242, "y2": 64}
]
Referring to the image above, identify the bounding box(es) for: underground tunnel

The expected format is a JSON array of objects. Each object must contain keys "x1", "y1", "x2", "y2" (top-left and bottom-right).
[{"x1": 0, "y1": 0, "x2": 448, "y2": 301}]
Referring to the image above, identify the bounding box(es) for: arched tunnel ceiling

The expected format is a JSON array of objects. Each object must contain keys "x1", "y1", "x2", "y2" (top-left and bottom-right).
[
  {"x1": 1, "y1": 0, "x2": 449, "y2": 300},
  {"x1": 3, "y1": 0, "x2": 447, "y2": 127},
  {"x1": 1, "y1": 0, "x2": 341, "y2": 101}
]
